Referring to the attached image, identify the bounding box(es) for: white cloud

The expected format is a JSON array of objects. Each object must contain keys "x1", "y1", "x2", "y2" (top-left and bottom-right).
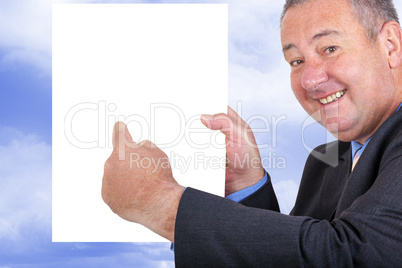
[
  {"x1": 0, "y1": 0, "x2": 53, "y2": 75},
  {"x1": 228, "y1": 0, "x2": 285, "y2": 71},
  {"x1": 0, "y1": 0, "x2": 51, "y2": 51},
  {"x1": 0, "y1": 127, "x2": 51, "y2": 240}
]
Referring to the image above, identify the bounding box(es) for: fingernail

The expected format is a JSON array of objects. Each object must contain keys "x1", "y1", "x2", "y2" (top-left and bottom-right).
[
  {"x1": 117, "y1": 121, "x2": 126, "y2": 130},
  {"x1": 201, "y1": 114, "x2": 214, "y2": 122}
]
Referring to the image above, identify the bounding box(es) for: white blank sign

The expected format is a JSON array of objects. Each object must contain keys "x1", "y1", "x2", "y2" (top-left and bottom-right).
[{"x1": 53, "y1": 4, "x2": 227, "y2": 242}]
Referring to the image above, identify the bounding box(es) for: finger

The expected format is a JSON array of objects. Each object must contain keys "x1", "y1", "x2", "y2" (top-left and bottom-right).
[
  {"x1": 112, "y1": 121, "x2": 135, "y2": 149},
  {"x1": 201, "y1": 106, "x2": 242, "y2": 135},
  {"x1": 227, "y1": 107, "x2": 258, "y2": 147},
  {"x1": 201, "y1": 113, "x2": 234, "y2": 136},
  {"x1": 228, "y1": 106, "x2": 246, "y2": 125},
  {"x1": 201, "y1": 113, "x2": 228, "y2": 130}
]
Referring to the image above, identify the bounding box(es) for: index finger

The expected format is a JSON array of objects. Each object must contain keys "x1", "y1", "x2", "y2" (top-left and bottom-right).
[{"x1": 112, "y1": 121, "x2": 136, "y2": 149}]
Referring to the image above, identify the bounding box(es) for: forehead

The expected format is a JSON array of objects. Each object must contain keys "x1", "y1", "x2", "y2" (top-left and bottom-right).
[{"x1": 280, "y1": 0, "x2": 362, "y2": 47}]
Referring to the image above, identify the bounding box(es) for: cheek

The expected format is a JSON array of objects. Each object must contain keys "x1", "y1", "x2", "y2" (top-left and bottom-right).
[
  {"x1": 333, "y1": 47, "x2": 385, "y2": 90},
  {"x1": 335, "y1": 55, "x2": 384, "y2": 105},
  {"x1": 328, "y1": 54, "x2": 356, "y2": 83}
]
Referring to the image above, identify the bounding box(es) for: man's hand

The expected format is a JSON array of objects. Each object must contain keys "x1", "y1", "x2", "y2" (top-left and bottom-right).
[
  {"x1": 201, "y1": 107, "x2": 265, "y2": 196},
  {"x1": 101, "y1": 122, "x2": 184, "y2": 242}
]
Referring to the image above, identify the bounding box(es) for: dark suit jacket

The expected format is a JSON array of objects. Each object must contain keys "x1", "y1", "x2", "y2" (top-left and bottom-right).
[{"x1": 174, "y1": 109, "x2": 402, "y2": 267}]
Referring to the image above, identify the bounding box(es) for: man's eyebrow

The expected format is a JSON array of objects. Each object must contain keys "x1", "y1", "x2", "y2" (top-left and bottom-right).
[
  {"x1": 282, "y1": 29, "x2": 341, "y2": 53},
  {"x1": 312, "y1": 29, "x2": 341, "y2": 41},
  {"x1": 282, "y1": 43, "x2": 296, "y2": 53}
]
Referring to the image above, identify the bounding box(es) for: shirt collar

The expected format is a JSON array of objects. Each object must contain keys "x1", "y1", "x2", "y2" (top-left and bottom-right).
[
  {"x1": 351, "y1": 141, "x2": 363, "y2": 159},
  {"x1": 351, "y1": 139, "x2": 371, "y2": 159}
]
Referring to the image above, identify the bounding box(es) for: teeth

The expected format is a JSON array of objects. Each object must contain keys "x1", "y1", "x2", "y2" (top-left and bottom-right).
[{"x1": 319, "y1": 90, "x2": 346, "y2": 105}]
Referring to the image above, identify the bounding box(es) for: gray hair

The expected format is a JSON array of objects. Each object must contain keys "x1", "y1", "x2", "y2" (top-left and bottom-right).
[{"x1": 280, "y1": 0, "x2": 400, "y2": 41}]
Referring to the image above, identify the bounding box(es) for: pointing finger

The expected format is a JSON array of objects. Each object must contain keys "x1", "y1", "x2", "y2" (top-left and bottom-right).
[{"x1": 112, "y1": 121, "x2": 135, "y2": 149}]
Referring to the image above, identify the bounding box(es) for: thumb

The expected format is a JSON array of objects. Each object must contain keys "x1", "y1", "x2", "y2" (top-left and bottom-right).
[
  {"x1": 201, "y1": 113, "x2": 234, "y2": 136},
  {"x1": 112, "y1": 121, "x2": 135, "y2": 149}
]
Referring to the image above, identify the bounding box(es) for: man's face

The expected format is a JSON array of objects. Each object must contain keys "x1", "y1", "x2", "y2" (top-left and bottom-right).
[{"x1": 281, "y1": 0, "x2": 398, "y2": 143}]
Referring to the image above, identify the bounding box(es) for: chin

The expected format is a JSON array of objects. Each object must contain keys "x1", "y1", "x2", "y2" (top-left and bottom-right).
[
  {"x1": 335, "y1": 134, "x2": 354, "y2": 142},
  {"x1": 323, "y1": 117, "x2": 360, "y2": 141},
  {"x1": 329, "y1": 127, "x2": 363, "y2": 142}
]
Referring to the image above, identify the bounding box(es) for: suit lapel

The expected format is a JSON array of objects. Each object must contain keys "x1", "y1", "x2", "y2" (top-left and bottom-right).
[{"x1": 335, "y1": 108, "x2": 402, "y2": 217}]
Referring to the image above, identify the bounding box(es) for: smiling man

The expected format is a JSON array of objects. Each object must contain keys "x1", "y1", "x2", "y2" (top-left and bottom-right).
[
  {"x1": 102, "y1": 0, "x2": 402, "y2": 266},
  {"x1": 282, "y1": 0, "x2": 402, "y2": 144}
]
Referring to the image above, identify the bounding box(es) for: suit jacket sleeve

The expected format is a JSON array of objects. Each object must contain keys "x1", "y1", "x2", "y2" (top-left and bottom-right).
[
  {"x1": 239, "y1": 173, "x2": 280, "y2": 211},
  {"x1": 174, "y1": 110, "x2": 402, "y2": 267}
]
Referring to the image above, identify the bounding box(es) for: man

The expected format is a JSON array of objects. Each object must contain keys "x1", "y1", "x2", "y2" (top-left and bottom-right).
[{"x1": 102, "y1": 0, "x2": 402, "y2": 266}]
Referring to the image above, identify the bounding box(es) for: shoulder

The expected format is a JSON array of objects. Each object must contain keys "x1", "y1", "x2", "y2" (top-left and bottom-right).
[{"x1": 365, "y1": 109, "x2": 402, "y2": 172}]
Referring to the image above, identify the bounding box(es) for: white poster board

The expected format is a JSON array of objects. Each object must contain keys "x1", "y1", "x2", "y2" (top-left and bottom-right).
[{"x1": 53, "y1": 4, "x2": 227, "y2": 242}]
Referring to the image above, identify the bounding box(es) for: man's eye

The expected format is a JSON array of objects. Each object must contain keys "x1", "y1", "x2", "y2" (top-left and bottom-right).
[
  {"x1": 325, "y1": 46, "x2": 337, "y2": 53},
  {"x1": 290, "y1": 60, "x2": 303, "y2": 66}
]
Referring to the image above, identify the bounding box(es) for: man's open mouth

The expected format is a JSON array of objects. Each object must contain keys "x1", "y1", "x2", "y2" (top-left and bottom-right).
[{"x1": 319, "y1": 89, "x2": 346, "y2": 105}]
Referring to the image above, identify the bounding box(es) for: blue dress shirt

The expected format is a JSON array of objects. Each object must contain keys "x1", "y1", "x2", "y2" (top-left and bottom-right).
[{"x1": 226, "y1": 173, "x2": 268, "y2": 202}]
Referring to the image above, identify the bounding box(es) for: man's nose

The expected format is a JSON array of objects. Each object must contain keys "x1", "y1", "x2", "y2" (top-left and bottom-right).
[{"x1": 301, "y1": 60, "x2": 328, "y2": 91}]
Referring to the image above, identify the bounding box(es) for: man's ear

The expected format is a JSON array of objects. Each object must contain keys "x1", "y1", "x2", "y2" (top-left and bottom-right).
[{"x1": 379, "y1": 21, "x2": 402, "y2": 69}]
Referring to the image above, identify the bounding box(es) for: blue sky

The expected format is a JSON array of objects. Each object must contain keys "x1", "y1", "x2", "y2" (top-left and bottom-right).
[{"x1": 1, "y1": 0, "x2": 402, "y2": 267}]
